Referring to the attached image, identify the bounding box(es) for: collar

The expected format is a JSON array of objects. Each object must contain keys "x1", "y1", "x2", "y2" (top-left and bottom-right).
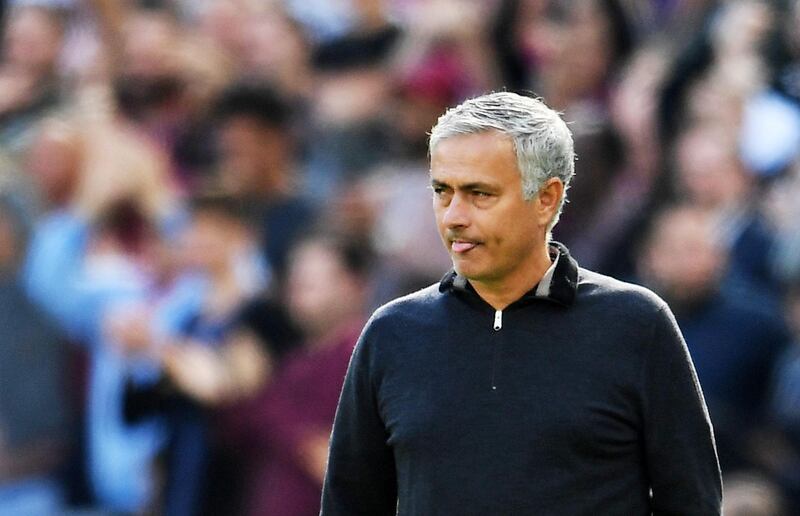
[{"x1": 438, "y1": 241, "x2": 579, "y2": 308}]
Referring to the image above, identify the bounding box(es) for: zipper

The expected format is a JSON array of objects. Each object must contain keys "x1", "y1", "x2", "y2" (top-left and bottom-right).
[{"x1": 491, "y1": 310, "x2": 503, "y2": 390}]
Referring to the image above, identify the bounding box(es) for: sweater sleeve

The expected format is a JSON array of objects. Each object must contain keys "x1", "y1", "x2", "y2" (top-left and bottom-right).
[
  {"x1": 23, "y1": 213, "x2": 91, "y2": 340},
  {"x1": 320, "y1": 320, "x2": 397, "y2": 516},
  {"x1": 643, "y1": 305, "x2": 722, "y2": 515}
]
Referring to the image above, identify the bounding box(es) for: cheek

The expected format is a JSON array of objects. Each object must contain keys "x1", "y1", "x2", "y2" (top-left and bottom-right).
[
  {"x1": 432, "y1": 206, "x2": 450, "y2": 237},
  {"x1": 486, "y1": 204, "x2": 540, "y2": 245}
]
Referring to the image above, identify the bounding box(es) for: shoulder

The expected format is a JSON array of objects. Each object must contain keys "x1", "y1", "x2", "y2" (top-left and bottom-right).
[
  {"x1": 356, "y1": 283, "x2": 449, "y2": 350},
  {"x1": 576, "y1": 271, "x2": 691, "y2": 367},
  {"x1": 575, "y1": 268, "x2": 669, "y2": 321},
  {"x1": 365, "y1": 283, "x2": 444, "y2": 332},
  {"x1": 346, "y1": 283, "x2": 445, "y2": 374}
]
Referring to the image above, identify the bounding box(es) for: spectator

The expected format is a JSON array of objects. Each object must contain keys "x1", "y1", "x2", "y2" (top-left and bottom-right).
[
  {"x1": 673, "y1": 122, "x2": 780, "y2": 291},
  {"x1": 214, "y1": 81, "x2": 317, "y2": 281},
  {"x1": 0, "y1": 195, "x2": 71, "y2": 515},
  {"x1": 239, "y1": 8, "x2": 313, "y2": 102},
  {"x1": 768, "y1": 279, "x2": 800, "y2": 509},
  {"x1": 244, "y1": 234, "x2": 372, "y2": 516},
  {"x1": 535, "y1": 0, "x2": 633, "y2": 252},
  {"x1": 0, "y1": 4, "x2": 67, "y2": 217},
  {"x1": 0, "y1": 4, "x2": 65, "y2": 155},
  {"x1": 22, "y1": 113, "x2": 177, "y2": 513},
  {"x1": 637, "y1": 204, "x2": 790, "y2": 475},
  {"x1": 121, "y1": 191, "x2": 271, "y2": 516},
  {"x1": 304, "y1": 23, "x2": 401, "y2": 200}
]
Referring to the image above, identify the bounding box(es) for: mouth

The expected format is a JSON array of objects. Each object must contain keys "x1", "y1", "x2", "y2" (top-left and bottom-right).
[{"x1": 451, "y1": 240, "x2": 479, "y2": 254}]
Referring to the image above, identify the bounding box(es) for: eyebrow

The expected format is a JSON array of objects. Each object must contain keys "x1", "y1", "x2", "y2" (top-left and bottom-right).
[{"x1": 430, "y1": 179, "x2": 498, "y2": 191}]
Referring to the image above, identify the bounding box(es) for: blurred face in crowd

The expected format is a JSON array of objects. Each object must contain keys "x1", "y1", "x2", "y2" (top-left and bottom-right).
[
  {"x1": 242, "y1": 12, "x2": 309, "y2": 82},
  {"x1": 430, "y1": 131, "x2": 559, "y2": 289},
  {"x1": 685, "y1": 68, "x2": 753, "y2": 129},
  {"x1": 533, "y1": 1, "x2": 615, "y2": 106},
  {"x1": 115, "y1": 11, "x2": 185, "y2": 115},
  {"x1": 4, "y1": 7, "x2": 63, "y2": 77},
  {"x1": 26, "y1": 123, "x2": 81, "y2": 207},
  {"x1": 122, "y1": 11, "x2": 181, "y2": 80},
  {"x1": 198, "y1": 0, "x2": 248, "y2": 58},
  {"x1": 287, "y1": 241, "x2": 365, "y2": 338},
  {"x1": 218, "y1": 116, "x2": 290, "y2": 195},
  {"x1": 315, "y1": 67, "x2": 391, "y2": 125},
  {"x1": 675, "y1": 125, "x2": 751, "y2": 209},
  {"x1": 639, "y1": 206, "x2": 726, "y2": 307},
  {"x1": 182, "y1": 210, "x2": 245, "y2": 274},
  {"x1": 559, "y1": 2, "x2": 614, "y2": 92}
]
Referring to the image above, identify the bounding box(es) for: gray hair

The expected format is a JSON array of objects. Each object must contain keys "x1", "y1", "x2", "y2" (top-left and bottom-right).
[{"x1": 429, "y1": 92, "x2": 575, "y2": 231}]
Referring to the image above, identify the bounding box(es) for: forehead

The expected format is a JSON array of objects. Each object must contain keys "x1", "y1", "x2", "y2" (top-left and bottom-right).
[
  {"x1": 652, "y1": 209, "x2": 713, "y2": 245},
  {"x1": 430, "y1": 131, "x2": 519, "y2": 184},
  {"x1": 289, "y1": 241, "x2": 349, "y2": 283}
]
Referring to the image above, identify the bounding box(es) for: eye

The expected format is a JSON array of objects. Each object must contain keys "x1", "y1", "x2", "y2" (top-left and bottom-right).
[
  {"x1": 471, "y1": 189, "x2": 495, "y2": 200},
  {"x1": 431, "y1": 184, "x2": 450, "y2": 197},
  {"x1": 471, "y1": 190, "x2": 497, "y2": 207}
]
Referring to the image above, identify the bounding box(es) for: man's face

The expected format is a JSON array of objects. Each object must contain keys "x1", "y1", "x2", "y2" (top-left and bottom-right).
[
  {"x1": 5, "y1": 8, "x2": 63, "y2": 76},
  {"x1": 430, "y1": 131, "x2": 546, "y2": 285},
  {"x1": 122, "y1": 12, "x2": 179, "y2": 79},
  {"x1": 675, "y1": 127, "x2": 748, "y2": 208},
  {"x1": 639, "y1": 207, "x2": 725, "y2": 305},
  {"x1": 181, "y1": 212, "x2": 240, "y2": 273},
  {"x1": 287, "y1": 241, "x2": 362, "y2": 337},
  {"x1": 218, "y1": 117, "x2": 286, "y2": 195}
]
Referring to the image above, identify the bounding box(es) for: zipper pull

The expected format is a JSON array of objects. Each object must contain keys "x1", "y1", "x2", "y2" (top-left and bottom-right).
[{"x1": 493, "y1": 310, "x2": 502, "y2": 331}]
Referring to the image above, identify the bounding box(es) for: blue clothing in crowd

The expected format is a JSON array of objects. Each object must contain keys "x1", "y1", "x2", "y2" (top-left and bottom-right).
[{"x1": 22, "y1": 210, "x2": 202, "y2": 513}]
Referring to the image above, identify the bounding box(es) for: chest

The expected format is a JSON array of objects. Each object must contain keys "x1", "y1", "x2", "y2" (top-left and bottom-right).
[{"x1": 376, "y1": 315, "x2": 643, "y2": 462}]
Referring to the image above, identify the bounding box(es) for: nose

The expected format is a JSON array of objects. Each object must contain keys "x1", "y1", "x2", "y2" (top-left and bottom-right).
[{"x1": 441, "y1": 192, "x2": 470, "y2": 229}]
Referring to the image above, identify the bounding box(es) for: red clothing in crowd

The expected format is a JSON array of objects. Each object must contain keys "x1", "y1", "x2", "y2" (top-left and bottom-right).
[{"x1": 246, "y1": 320, "x2": 363, "y2": 516}]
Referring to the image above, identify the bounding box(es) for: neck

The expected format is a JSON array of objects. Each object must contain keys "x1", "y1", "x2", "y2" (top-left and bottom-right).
[{"x1": 470, "y1": 243, "x2": 553, "y2": 311}]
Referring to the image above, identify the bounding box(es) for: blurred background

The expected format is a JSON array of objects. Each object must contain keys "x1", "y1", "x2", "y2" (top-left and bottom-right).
[{"x1": 1, "y1": 0, "x2": 800, "y2": 514}]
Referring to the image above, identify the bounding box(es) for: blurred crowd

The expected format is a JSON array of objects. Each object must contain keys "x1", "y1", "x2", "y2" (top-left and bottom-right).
[{"x1": 1, "y1": 0, "x2": 800, "y2": 514}]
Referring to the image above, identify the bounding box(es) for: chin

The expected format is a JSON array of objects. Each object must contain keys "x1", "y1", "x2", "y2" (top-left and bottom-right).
[{"x1": 452, "y1": 261, "x2": 487, "y2": 281}]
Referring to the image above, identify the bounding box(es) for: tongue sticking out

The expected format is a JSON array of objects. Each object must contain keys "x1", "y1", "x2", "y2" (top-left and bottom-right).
[{"x1": 452, "y1": 241, "x2": 477, "y2": 253}]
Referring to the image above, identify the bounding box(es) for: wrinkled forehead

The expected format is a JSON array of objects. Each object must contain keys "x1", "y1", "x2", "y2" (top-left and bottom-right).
[{"x1": 430, "y1": 128, "x2": 515, "y2": 157}]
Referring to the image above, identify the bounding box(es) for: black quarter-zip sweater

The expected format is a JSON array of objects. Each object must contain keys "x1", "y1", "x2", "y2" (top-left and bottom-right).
[{"x1": 321, "y1": 243, "x2": 722, "y2": 516}]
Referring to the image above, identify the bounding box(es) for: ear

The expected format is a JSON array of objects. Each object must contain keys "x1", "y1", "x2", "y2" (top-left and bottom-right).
[{"x1": 536, "y1": 178, "x2": 564, "y2": 227}]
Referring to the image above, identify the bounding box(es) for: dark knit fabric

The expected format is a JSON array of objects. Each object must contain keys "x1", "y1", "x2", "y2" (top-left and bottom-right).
[{"x1": 321, "y1": 244, "x2": 722, "y2": 516}]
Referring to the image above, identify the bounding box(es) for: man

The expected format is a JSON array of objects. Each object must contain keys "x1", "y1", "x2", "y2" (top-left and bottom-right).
[
  {"x1": 245, "y1": 234, "x2": 372, "y2": 516},
  {"x1": 0, "y1": 195, "x2": 70, "y2": 515},
  {"x1": 214, "y1": 81, "x2": 317, "y2": 281},
  {"x1": 321, "y1": 92, "x2": 722, "y2": 515},
  {"x1": 637, "y1": 204, "x2": 789, "y2": 476}
]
